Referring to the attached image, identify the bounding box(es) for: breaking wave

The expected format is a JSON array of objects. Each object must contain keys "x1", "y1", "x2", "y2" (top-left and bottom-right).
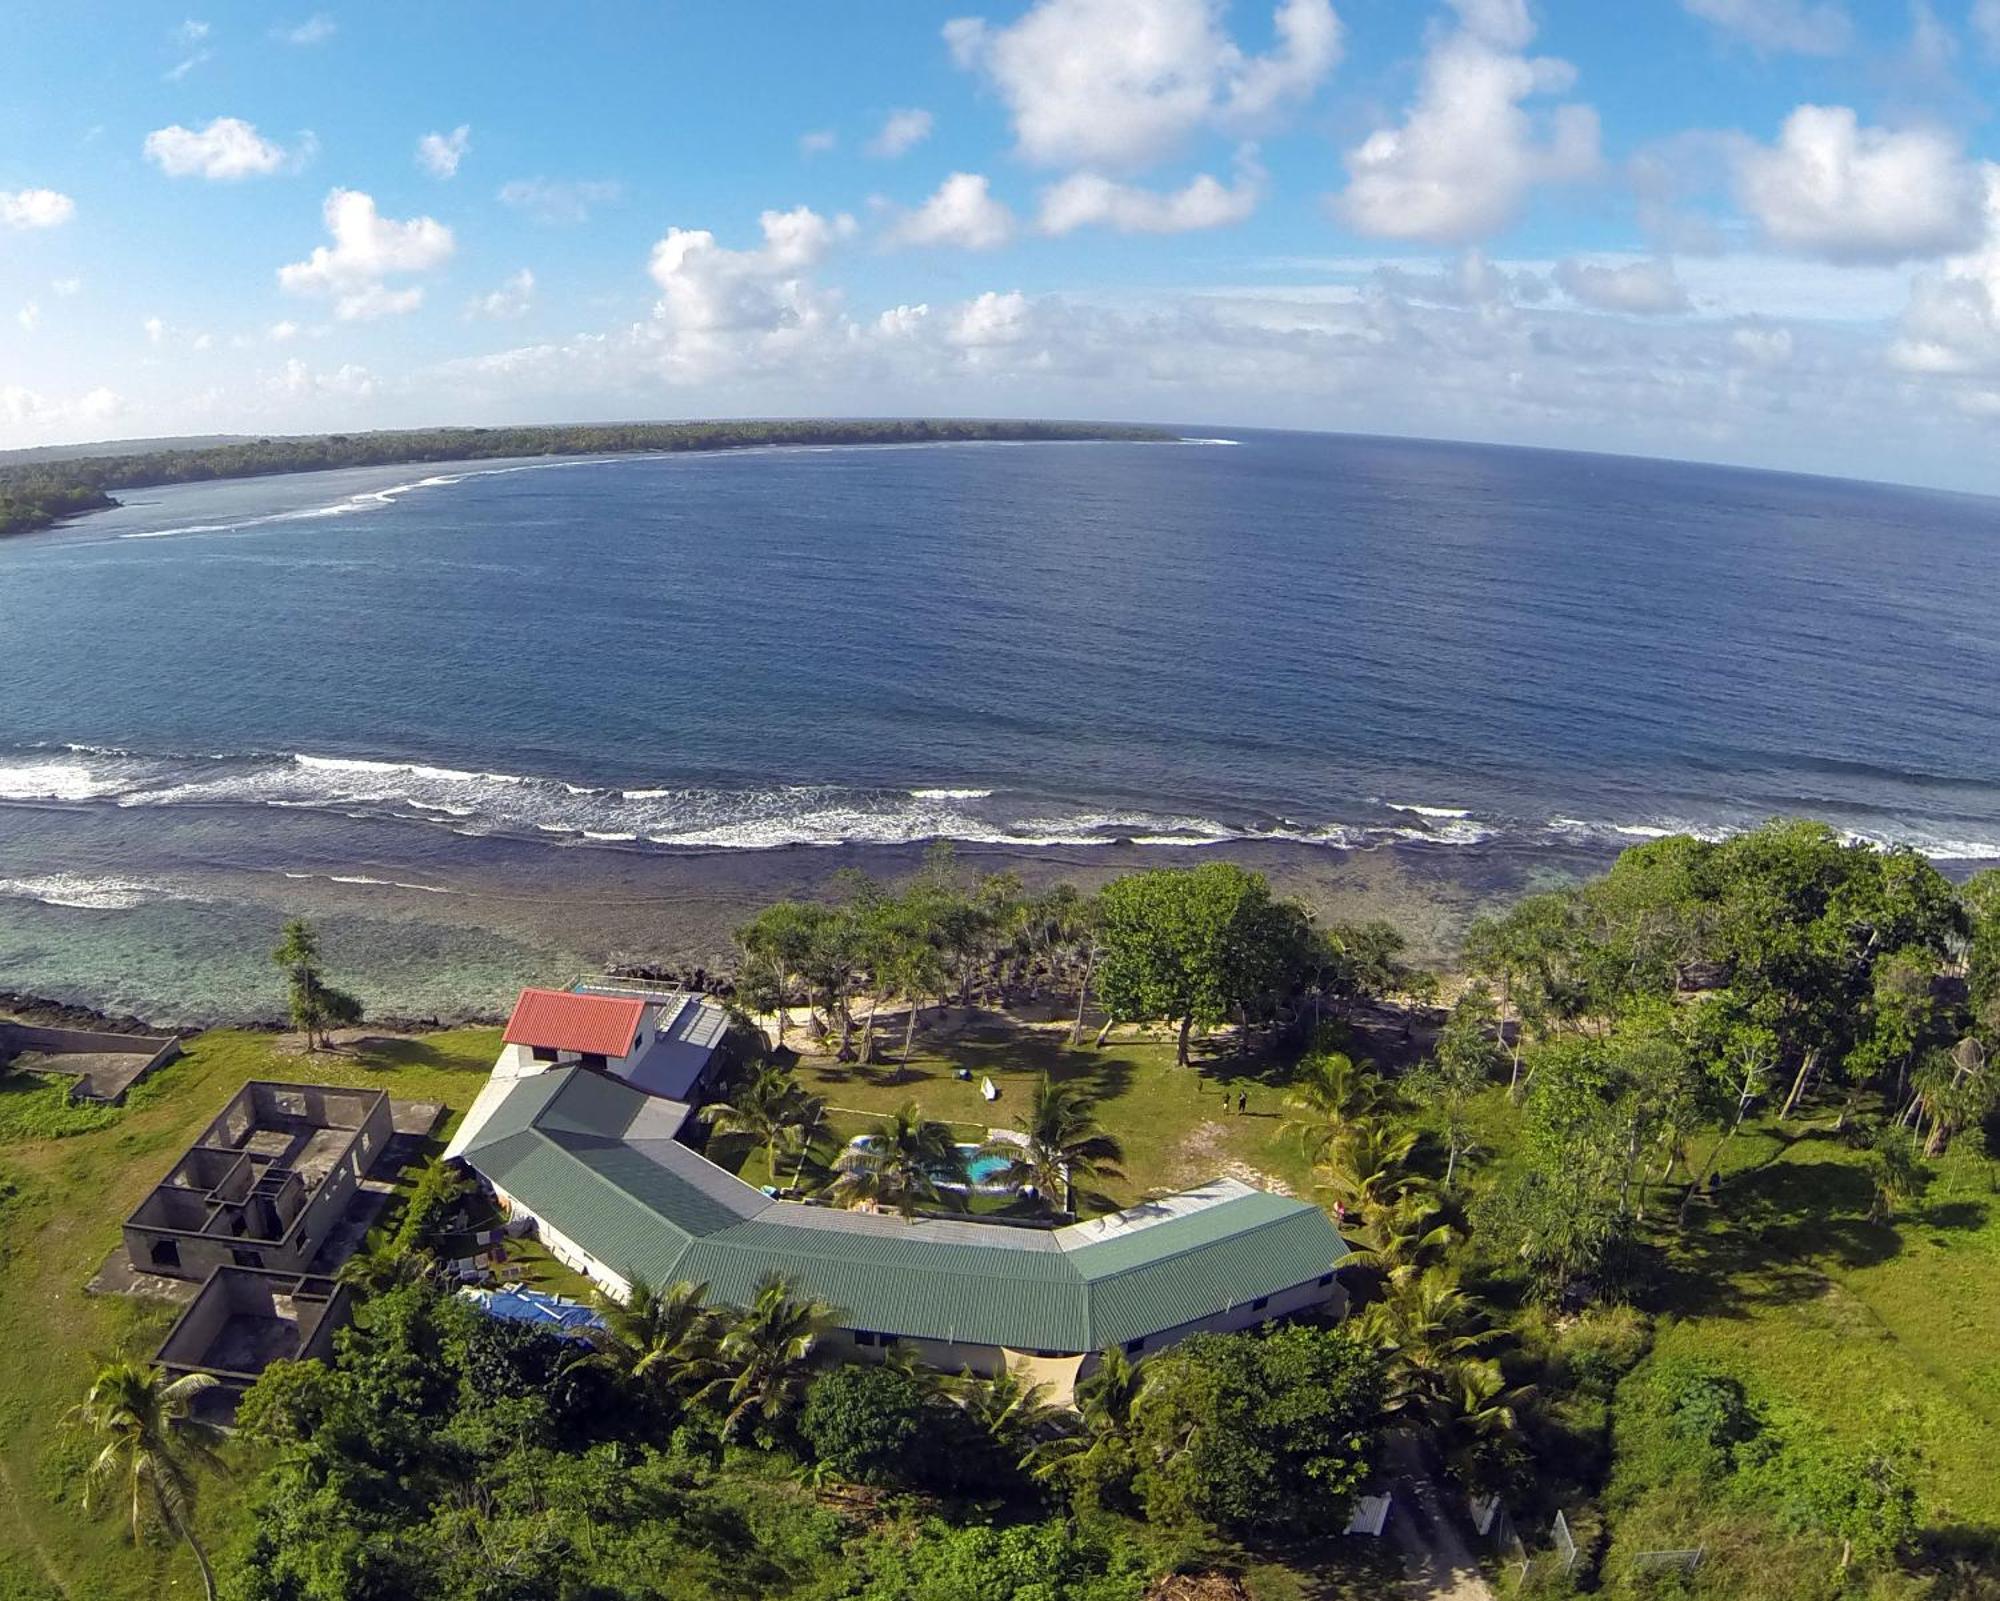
[
  {"x1": 2, "y1": 744, "x2": 1997, "y2": 861},
  {"x1": 0, "y1": 873, "x2": 204, "y2": 910}
]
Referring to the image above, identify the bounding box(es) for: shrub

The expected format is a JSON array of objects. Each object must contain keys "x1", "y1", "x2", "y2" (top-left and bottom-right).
[
  {"x1": 856, "y1": 1518, "x2": 1150, "y2": 1601},
  {"x1": 800, "y1": 1364, "x2": 931, "y2": 1486},
  {"x1": 1129, "y1": 1324, "x2": 1383, "y2": 1538}
]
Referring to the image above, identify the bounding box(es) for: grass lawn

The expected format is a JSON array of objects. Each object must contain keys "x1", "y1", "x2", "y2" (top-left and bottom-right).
[
  {"x1": 0, "y1": 1025, "x2": 503, "y2": 1601},
  {"x1": 1623, "y1": 1112, "x2": 2000, "y2": 1538},
  {"x1": 783, "y1": 1016, "x2": 1324, "y2": 1210}
]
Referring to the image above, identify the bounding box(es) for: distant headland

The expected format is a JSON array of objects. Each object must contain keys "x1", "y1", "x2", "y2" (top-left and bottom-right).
[{"x1": 0, "y1": 417, "x2": 1174, "y2": 538}]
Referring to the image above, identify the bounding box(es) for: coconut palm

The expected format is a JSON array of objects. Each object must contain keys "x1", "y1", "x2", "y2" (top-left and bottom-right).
[
  {"x1": 582, "y1": 1277, "x2": 721, "y2": 1407},
  {"x1": 950, "y1": 1368, "x2": 1075, "y2": 1470},
  {"x1": 67, "y1": 1360, "x2": 227, "y2": 1601},
  {"x1": 711, "y1": 1275, "x2": 841, "y2": 1442},
  {"x1": 829, "y1": 1100, "x2": 967, "y2": 1220},
  {"x1": 701, "y1": 1065, "x2": 821, "y2": 1189},
  {"x1": 1029, "y1": 1345, "x2": 1145, "y2": 1488},
  {"x1": 335, "y1": 1227, "x2": 423, "y2": 1295},
  {"x1": 1339, "y1": 1190, "x2": 1460, "y2": 1288},
  {"x1": 1437, "y1": 1358, "x2": 1535, "y2": 1492},
  {"x1": 976, "y1": 1076, "x2": 1124, "y2": 1215},
  {"x1": 1315, "y1": 1121, "x2": 1427, "y2": 1226},
  {"x1": 1279, "y1": 1049, "x2": 1379, "y2": 1162},
  {"x1": 1354, "y1": 1265, "x2": 1498, "y2": 1418}
]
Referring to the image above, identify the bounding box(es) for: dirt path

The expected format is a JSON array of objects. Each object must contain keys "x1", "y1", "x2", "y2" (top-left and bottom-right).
[{"x1": 1383, "y1": 1436, "x2": 1497, "y2": 1601}]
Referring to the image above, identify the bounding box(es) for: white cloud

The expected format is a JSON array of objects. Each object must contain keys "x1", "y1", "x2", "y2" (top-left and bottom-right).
[
  {"x1": 1554, "y1": 256, "x2": 1692, "y2": 315},
  {"x1": 866, "y1": 108, "x2": 934, "y2": 159},
  {"x1": 646, "y1": 207, "x2": 854, "y2": 355},
  {"x1": 1729, "y1": 323, "x2": 1795, "y2": 365},
  {"x1": 1372, "y1": 249, "x2": 1546, "y2": 310},
  {"x1": 272, "y1": 358, "x2": 375, "y2": 399},
  {"x1": 0, "y1": 189, "x2": 76, "y2": 229},
  {"x1": 165, "y1": 19, "x2": 212, "y2": 82},
  {"x1": 277, "y1": 13, "x2": 336, "y2": 45},
  {"x1": 268, "y1": 320, "x2": 300, "y2": 342},
  {"x1": 1679, "y1": 0, "x2": 1851, "y2": 55},
  {"x1": 417, "y1": 125, "x2": 472, "y2": 180},
  {"x1": 278, "y1": 188, "x2": 454, "y2": 320},
  {"x1": 877, "y1": 303, "x2": 930, "y2": 337},
  {"x1": 468, "y1": 268, "x2": 536, "y2": 320},
  {"x1": 948, "y1": 289, "x2": 1033, "y2": 349},
  {"x1": 1337, "y1": 1, "x2": 1599, "y2": 244},
  {"x1": 17, "y1": 302, "x2": 40, "y2": 333},
  {"x1": 498, "y1": 178, "x2": 623, "y2": 224},
  {"x1": 403, "y1": 203, "x2": 2000, "y2": 494},
  {"x1": 143, "y1": 316, "x2": 164, "y2": 345},
  {"x1": 946, "y1": 0, "x2": 1340, "y2": 170},
  {"x1": 0, "y1": 384, "x2": 121, "y2": 434},
  {"x1": 890, "y1": 172, "x2": 1017, "y2": 249},
  {"x1": 1735, "y1": 105, "x2": 1983, "y2": 262},
  {"x1": 1890, "y1": 165, "x2": 2000, "y2": 374},
  {"x1": 1038, "y1": 152, "x2": 1263, "y2": 234},
  {"x1": 50, "y1": 277, "x2": 82, "y2": 297},
  {"x1": 799, "y1": 128, "x2": 837, "y2": 156},
  {"x1": 144, "y1": 118, "x2": 302, "y2": 180}
]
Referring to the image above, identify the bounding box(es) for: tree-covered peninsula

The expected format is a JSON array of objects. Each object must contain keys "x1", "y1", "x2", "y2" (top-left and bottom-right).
[{"x1": 0, "y1": 418, "x2": 1174, "y2": 538}]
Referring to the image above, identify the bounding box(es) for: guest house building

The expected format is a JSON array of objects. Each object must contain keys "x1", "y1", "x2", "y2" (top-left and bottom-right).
[{"x1": 447, "y1": 985, "x2": 1350, "y2": 1400}]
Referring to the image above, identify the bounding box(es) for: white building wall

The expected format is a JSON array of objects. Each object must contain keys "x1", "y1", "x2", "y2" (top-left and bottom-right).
[{"x1": 491, "y1": 1191, "x2": 632, "y2": 1302}]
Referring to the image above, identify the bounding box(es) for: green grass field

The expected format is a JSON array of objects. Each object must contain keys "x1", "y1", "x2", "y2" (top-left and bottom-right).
[
  {"x1": 0, "y1": 1027, "x2": 504, "y2": 1601},
  {"x1": 1623, "y1": 1114, "x2": 2000, "y2": 1538},
  {"x1": 9, "y1": 1010, "x2": 1991, "y2": 1599},
  {"x1": 781, "y1": 1018, "x2": 1323, "y2": 1207}
]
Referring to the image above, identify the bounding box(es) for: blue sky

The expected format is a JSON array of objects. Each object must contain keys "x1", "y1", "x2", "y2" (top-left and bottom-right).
[{"x1": 5, "y1": 1, "x2": 2000, "y2": 490}]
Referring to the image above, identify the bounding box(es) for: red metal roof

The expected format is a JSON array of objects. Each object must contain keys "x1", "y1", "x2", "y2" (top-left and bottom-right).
[{"x1": 503, "y1": 988, "x2": 644, "y2": 1059}]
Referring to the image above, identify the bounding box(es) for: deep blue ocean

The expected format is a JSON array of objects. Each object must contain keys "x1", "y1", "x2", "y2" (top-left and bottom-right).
[
  {"x1": 1, "y1": 429, "x2": 1997, "y2": 1019},
  {"x1": 6, "y1": 429, "x2": 1999, "y2": 859}
]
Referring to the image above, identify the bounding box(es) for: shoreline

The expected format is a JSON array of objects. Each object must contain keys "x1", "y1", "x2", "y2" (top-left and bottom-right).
[
  {"x1": 3, "y1": 794, "x2": 1990, "y2": 1031},
  {"x1": 0, "y1": 791, "x2": 1625, "y2": 1027},
  {"x1": 0, "y1": 417, "x2": 1175, "y2": 540}
]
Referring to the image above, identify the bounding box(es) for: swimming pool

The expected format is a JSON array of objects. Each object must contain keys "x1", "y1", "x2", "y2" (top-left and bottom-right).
[
  {"x1": 961, "y1": 1146, "x2": 1013, "y2": 1185},
  {"x1": 844, "y1": 1135, "x2": 1020, "y2": 1190}
]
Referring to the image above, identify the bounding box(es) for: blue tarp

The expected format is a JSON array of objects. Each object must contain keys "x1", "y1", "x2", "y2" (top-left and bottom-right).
[{"x1": 462, "y1": 1285, "x2": 606, "y2": 1334}]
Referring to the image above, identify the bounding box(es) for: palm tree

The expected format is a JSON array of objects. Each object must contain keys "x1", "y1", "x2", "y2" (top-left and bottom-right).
[
  {"x1": 830, "y1": 1100, "x2": 967, "y2": 1220},
  {"x1": 1028, "y1": 1346, "x2": 1144, "y2": 1488},
  {"x1": 67, "y1": 1360, "x2": 227, "y2": 1601},
  {"x1": 1316, "y1": 1121, "x2": 1427, "y2": 1227},
  {"x1": 1437, "y1": 1358, "x2": 1535, "y2": 1492},
  {"x1": 335, "y1": 1227, "x2": 423, "y2": 1295},
  {"x1": 1340, "y1": 1191, "x2": 1460, "y2": 1288},
  {"x1": 1354, "y1": 1266, "x2": 1497, "y2": 1419},
  {"x1": 711, "y1": 1275, "x2": 840, "y2": 1442},
  {"x1": 1279, "y1": 1049, "x2": 1378, "y2": 1162},
  {"x1": 976, "y1": 1076, "x2": 1124, "y2": 1215},
  {"x1": 701, "y1": 1065, "x2": 821, "y2": 1189},
  {"x1": 583, "y1": 1277, "x2": 721, "y2": 1407},
  {"x1": 950, "y1": 1368, "x2": 1074, "y2": 1470}
]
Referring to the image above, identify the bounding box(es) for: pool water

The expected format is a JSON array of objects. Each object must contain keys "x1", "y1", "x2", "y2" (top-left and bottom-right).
[
  {"x1": 846, "y1": 1135, "x2": 1021, "y2": 1188},
  {"x1": 961, "y1": 1148, "x2": 1013, "y2": 1184}
]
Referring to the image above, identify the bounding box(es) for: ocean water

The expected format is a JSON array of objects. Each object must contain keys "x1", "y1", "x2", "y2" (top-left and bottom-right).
[{"x1": 1, "y1": 430, "x2": 1996, "y2": 1019}]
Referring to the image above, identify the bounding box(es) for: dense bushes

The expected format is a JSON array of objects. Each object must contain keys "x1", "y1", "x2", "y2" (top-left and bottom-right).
[
  {"x1": 1126, "y1": 1324, "x2": 1383, "y2": 1538},
  {"x1": 222, "y1": 1274, "x2": 1378, "y2": 1601},
  {"x1": 1602, "y1": 1355, "x2": 1924, "y2": 1594}
]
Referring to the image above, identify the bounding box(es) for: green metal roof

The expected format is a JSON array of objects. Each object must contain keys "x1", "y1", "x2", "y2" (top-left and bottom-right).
[{"x1": 461, "y1": 1066, "x2": 1347, "y2": 1354}]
